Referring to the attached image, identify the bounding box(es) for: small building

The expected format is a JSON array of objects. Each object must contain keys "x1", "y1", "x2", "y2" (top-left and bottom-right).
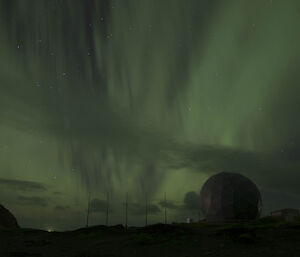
[
  {"x1": 271, "y1": 208, "x2": 299, "y2": 222},
  {"x1": 186, "y1": 217, "x2": 194, "y2": 224}
]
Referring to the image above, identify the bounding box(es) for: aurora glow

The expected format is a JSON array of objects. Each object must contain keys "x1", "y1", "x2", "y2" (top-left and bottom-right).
[{"x1": 0, "y1": 0, "x2": 299, "y2": 230}]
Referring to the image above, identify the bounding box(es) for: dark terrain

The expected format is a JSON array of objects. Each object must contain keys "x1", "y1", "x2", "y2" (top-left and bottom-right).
[{"x1": 1, "y1": 217, "x2": 300, "y2": 257}]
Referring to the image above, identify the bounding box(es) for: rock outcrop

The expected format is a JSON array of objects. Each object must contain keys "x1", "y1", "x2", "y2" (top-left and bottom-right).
[{"x1": 0, "y1": 204, "x2": 20, "y2": 229}]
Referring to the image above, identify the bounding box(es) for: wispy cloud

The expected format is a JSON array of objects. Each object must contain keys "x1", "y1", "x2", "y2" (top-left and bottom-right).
[
  {"x1": 129, "y1": 203, "x2": 161, "y2": 216},
  {"x1": 18, "y1": 196, "x2": 47, "y2": 207},
  {"x1": 0, "y1": 178, "x2": 47, "y2": 192},
  {"x1": 54, "y1": 205, "x2": 69, "y2": 211},
  {"x1": 169, "y1": 144, "x2": 300, "y2": 195},
  {"x1": 158, "y1": 200, "x2": 180, "y2": 210},
  {"x1": 53, "y1": 191, "x2": 63, "y2": 195}
]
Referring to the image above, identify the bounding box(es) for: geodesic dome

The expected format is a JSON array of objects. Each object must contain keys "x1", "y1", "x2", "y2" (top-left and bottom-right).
[{"x1": 200, "y1": 172, "x2": 262, "y2": 221}]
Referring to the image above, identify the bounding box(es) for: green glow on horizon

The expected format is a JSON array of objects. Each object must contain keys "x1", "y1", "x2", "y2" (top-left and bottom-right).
[{"x1": 0, "y1": 0, "x2": 299, "y2": 230}]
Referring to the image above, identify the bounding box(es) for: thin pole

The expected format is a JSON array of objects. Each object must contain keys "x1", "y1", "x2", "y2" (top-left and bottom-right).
[
  {"x1": 86, "y1": 191, "x2": 91, "y2": 228},
  {"x1": 164, "y1": 192, "x2": 167, "y2": 224},
  {"x1": 105, "y1": 192, "x2": 109, "y2": 226},
  {"x1": 145, "y1": 192, "x2": 148, "y2": 226},
  {"x1": 125, "y1": 192, "x2": 128, "y2": 230}
]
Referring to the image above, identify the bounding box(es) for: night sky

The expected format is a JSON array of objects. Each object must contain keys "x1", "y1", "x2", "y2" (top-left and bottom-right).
[{"x1": 0, "y1": 0, "x2": 300, "y2": 231}]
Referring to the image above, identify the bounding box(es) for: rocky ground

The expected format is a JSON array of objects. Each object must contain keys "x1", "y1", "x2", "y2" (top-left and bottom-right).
[{"x1": 1, "y1": 218, "x2": 300, "y2": 257}]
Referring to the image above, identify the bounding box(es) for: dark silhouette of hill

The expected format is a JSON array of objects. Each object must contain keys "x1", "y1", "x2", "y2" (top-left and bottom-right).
[{"x1": 1, "y1": 218, "x2": 300, "y2": 257}]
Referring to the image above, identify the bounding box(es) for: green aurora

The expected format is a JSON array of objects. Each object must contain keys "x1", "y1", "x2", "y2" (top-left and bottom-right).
[{"x1": 0, "y1": 0, "x2": 300, "y2": 230}]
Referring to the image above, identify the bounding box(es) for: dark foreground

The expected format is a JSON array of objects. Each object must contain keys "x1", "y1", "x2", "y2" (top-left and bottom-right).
[{"x1": 1, "y1": 218, "x2": 300, "y2": 257}]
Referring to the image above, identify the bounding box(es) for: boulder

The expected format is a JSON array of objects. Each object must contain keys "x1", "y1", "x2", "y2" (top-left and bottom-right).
[{"x1": 0, "y1": 204, "x2": 20, "y2": 229}]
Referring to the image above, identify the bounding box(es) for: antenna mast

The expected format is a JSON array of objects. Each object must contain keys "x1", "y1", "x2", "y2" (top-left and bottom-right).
[
  {"x1": 106, "y1": 192, "x2": 109, "y2": 226},
  {"x1": 164, "y1": 192, "x2": 167, "y2": 224},
  {"x1": 145, "y1": 192, "x2": 148, "y2": 226},
  {"x1": 86, "y1": 191, "x2": 91, "y2": 227},
  {"x1": 125, "y1": 192, "x2": 128, "y2": 230}
]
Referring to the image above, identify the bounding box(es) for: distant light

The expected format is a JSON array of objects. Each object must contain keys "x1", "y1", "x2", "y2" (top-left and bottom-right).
[{"x1": 47, "y1": 228, "x2": 53, "y2": 232}]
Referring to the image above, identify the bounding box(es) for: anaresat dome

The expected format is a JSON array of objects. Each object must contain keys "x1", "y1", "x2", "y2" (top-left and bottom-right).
[{"x1": 200, "y1": 172, "x2": 262, "y2": 221}]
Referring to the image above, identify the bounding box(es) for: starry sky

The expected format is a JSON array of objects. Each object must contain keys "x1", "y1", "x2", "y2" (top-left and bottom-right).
[{"x1": 0, "y1": 0, "x2": 300, "y2": 231}]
